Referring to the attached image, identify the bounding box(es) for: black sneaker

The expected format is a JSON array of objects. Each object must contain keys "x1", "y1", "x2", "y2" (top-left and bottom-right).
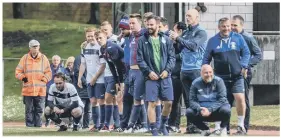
[
  {"x1": 233, "y1": 126, "x2": 247, "y2": 135},
  {"x1": 111, "y1": 127, "x2": 124, "y2": 132},
  {"x1": 45, "y1": 119, "x2": 51, "y2": 127},
  {"x1": 167, "y1": 125, "x2": 181, "y2": 133},
  {"x1": 73, "y1": 124, "x2": 79, "y2": 131},
  {"x1": 89, "y1": 126, "x2": 99, "y2": 132},
  {"x1": 184, "y1": 124, "x2": 202, "y2": 134},
  {"x1": 100, "y1": 125, "x2": 110, "y2": 132},
  {"x1": 57, "y1": 125, "x2": 68, "y2": 132},
  {"x1": 227, "y1": 130, "x2": 231, "y2": 135}
]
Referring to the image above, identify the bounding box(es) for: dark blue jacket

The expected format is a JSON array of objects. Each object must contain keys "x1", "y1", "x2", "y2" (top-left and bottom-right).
[
  {"x1": 73, "y1": 54, "x2": 88, "y2": 98},
  {"x1": 65, "y1": 67, "x2": 74, "y2": 84},
  {"x1": 122, "y1": 36, "x2": 132, "y2": 65},
  {"x1": 240, "y1": 30, "x2": 262, "y2": 67},
  {"x1": 137, "y1": 32, "x2": 176, "y2": 78},
  {"x1": 190, "y1": 76, "x2": 229, "y2": 113},
  {"x1": 176, "y1": 24, "x2": 208, "y2": 71},
  {"x1": 101, "y1": 40, "x2": 126, "y2": 83},
  {"x1": 202, "y1": 32, "x2": 250, "y2": 80}
]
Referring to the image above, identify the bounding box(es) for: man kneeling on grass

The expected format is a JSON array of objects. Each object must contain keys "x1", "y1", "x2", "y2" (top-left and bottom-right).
[
  {"x1": 44, "y1": 72, "x2": 85, "y2": 131},
  {"x1": 186, "y1": 65, "x2": 231, "y2": 136}
]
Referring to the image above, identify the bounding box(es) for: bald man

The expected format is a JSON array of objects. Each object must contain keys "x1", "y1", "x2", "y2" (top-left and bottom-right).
[
  {"x1": 186, "y1": 65, "x2": 230, "y2": 136},
  {"x1": 170, "y1": 8, "x2": 208, "y2": 134}
]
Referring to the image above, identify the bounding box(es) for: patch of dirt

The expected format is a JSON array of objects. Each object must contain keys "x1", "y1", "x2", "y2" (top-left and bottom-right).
[{"x1": 3, "y1": 30, "x2": 50, "y2": 48}]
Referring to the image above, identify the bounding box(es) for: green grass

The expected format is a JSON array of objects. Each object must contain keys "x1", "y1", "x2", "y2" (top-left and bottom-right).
[{"x1": 3, "y1": 19, "x2": 95, "y2": 97}]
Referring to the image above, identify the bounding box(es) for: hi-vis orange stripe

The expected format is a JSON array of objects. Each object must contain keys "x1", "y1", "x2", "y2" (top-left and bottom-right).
[{"x1": 15, "y1": 52, "x2": 52, "y2": 96}]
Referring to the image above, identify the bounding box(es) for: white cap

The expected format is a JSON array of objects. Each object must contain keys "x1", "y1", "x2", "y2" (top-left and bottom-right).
[{"x1": 29, "y1": 39, "x2": 40, "y2": 48}]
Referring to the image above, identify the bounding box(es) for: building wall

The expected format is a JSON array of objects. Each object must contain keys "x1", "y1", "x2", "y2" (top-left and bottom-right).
[{"x1": 185, "y1": 2, "x2": 254, "y2": 39}]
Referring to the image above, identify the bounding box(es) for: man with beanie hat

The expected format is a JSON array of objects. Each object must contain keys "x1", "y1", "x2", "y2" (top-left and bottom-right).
[{"x1": 118, "y1": 16, "x2": 135, "y2": 131}]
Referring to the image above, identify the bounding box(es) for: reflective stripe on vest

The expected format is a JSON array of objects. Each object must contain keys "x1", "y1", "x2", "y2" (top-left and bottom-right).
[
  {"x1": 16, "y1": 73, "x2": 23, "y2": 79},
  {"x1": 24, "y1": 54, "x2": 45, "y2": 74},
  {"x1": 23, "y1": 84, "x2": 46, "y2": 87}
]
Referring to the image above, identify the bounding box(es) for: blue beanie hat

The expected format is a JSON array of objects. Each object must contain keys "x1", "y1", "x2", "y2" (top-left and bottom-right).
[{"x1": 119, "y1": 16, "x2": 130, "y2": 30}]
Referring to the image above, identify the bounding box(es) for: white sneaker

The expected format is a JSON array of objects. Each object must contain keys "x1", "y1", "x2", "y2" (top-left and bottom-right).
[
  {"x1": 201, "y1": 130, "x2": 211, "y2": 136},
  {"x1": 124, "y1": 127, "x2": 134, "y2": 133},
  {"x1": 134, "y1": 128, "x2": 149, "y2": 133},
  {"x1": 211, "y1": 128, "x2": 227, "y2": 136},
  {"x1": 221, "y1": 128, "x2": 227, "y2": 136}
]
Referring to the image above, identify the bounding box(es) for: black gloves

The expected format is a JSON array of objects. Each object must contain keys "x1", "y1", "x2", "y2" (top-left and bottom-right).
[{"x1": 22, "y1": 77, "x2": 28, "y2": 83}]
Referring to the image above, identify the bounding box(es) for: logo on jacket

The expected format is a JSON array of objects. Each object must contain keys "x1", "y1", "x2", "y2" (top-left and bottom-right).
[
  {"x1": 212, "y1": 85, "x2": 216, "y2": 91},
  {"x1": 230, "y1": 42, "x2": 236, "y2": 50}
]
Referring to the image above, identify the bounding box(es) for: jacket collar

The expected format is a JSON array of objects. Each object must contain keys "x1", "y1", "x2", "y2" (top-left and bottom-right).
[
  {"x1": 216, "y1": 31, "x2": 234, "y2": 40},
  {"x1": 188, "y1": 24, "x2": 199, "y2": 31},
  {"x1": 28, "y1": 51, "x2": 42, "y2": 60}
]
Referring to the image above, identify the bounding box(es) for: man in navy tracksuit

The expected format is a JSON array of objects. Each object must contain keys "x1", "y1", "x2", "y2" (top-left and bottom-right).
[
  {"x1": 202, "y1": 17, "x2": 250, "y2": 135},
  {"x1": 187, "y1": 65, "x2": 231, "y2": 136},
  {"x1": 170, "y1": 9, "x2": 207, "y2": 134},
  {"x1": 137, "y1": 15, "x2": 175, "y2": 136},
  {"x1": 96, "y1": 30, "x2": 126, "y2": 132},
  {"x1": 231, "y1": 15, "x2": 262, "y2": 134}
]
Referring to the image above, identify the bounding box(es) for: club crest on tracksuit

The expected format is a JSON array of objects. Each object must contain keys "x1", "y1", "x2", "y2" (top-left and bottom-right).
[{"x1": 230, "y1": 42, "x2": 236, "y2": 50}]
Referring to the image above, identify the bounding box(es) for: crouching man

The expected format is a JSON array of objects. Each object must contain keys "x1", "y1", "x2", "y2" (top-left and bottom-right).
[
  {"x1": 44, "y1": 72, "x2": 85, "y2": 131},
  {"x1": 186, "y1": 65, "x2": 231, "y2": 136}
]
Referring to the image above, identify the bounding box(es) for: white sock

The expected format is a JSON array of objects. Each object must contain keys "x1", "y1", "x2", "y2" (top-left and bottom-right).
[
  {"x1": 215, "y1": 121, "x2": 221, "y2": 130},
  {"x1": 238, "y1": 116, "x2": 245, "y2": 128}
]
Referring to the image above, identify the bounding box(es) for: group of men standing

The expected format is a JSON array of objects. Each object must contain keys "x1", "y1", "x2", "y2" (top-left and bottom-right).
[{"x1": 15, "y1": 8, "x2": 262, "y2": 136}]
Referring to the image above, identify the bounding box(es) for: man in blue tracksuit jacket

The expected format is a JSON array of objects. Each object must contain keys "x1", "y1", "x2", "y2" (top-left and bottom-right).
[
  {"x1": 137, "y1": 15, "x2": 175, "y2": 136},
  {"x1": 170, "y1": 9, "x2": 207, "y2": 134},
  {"x1": 186, "y1": 64, "x2": 231, "y2": 136},
  {"x1": 231, "y1": 15, "x2": 262, "y2": 133},
  {"x1": 202, "y1": 17, "x2": 250, "y2": 135}
]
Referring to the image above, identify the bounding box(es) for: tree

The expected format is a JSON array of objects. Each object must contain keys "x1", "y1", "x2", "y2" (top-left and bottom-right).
[
  {"x1": 13, "y1": 3, "x2": 24, "y2": 19},
  {"x1": 87, "y1": 3, "x2": 100, "y2": 24}
]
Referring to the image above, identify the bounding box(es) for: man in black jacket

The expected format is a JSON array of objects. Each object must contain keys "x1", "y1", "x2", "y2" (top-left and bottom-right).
[
  {"x1": 166, "y1": 22, "x2": 187, "y2": 133},
  {"x1": 137, "y1": 15, "x2": 175, "y2": 136},
  {"x1": 73, "y1": 54, "x2": 91, "y2": 129},
  {"x1": 187, "y1": 65, "x2": 230, "y2": 136}
]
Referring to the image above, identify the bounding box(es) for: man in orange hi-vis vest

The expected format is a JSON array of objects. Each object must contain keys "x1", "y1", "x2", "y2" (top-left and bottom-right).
[{"x1": 15, "y1": 39, "x2": 52, "y2": 127}]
